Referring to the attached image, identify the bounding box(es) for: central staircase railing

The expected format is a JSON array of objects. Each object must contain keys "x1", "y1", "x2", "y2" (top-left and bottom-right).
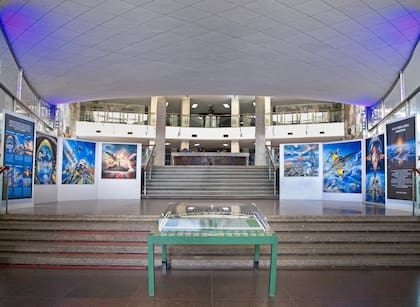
[
  {"x1": 142, "y1": 145, "x2": 155, "y2": 195},
  {"x1": 265, "y1": 145, "x2": 279, "y2": 195},
  {"x1": 1, "y1": 166, "x2": 10, "y2": 214}
]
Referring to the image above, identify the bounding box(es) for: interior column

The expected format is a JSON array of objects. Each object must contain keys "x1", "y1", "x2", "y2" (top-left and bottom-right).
[
  {"x1": 180, "y1": 96, "x2": 190, "y2": 151},
  {"x1": 153, "y1": 96, "x2": 166, "y2": 166},
  {"x1": 231, "y1": 95, "x2": 240, "y2": 153},
  {"x1": 255, "y1": 96, "x2": 267, "y2": 166}
]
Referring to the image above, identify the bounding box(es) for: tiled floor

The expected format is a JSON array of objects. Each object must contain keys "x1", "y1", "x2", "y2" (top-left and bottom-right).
[
  {"x1": 5, "y1": 198, "x2": 413, "y2": 216},
  {"x1": 0, "y1": 267, "x2": 419, "y2": 306},
  {"x1": 1, "y1": 199, "x2": 418, "y2": 306}
]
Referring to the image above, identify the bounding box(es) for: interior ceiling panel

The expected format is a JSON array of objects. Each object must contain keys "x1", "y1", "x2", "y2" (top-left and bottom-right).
[{"x1": 0, "y1": 0, "x2": 419, "y2": 106}]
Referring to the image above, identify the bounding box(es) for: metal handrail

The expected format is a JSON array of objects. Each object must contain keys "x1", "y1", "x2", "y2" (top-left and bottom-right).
[
  {"x1": 368, "y1": 85, "x2": 420, "y2": 133},
  {"x1": 412, "y1": 168, "x2": 420, "y2": 216},
  {"x1": 0, "y1": 166, "x2": 10, "y2": 214},
  {"x1": 265, "y1": 145, "x2": 279, "y2": 195},
  {"x1": 143, "y1": 145, "x2": 156, "y2": 195}
]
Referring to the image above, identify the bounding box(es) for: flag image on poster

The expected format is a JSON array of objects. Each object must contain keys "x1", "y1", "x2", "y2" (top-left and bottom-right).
[
  {"x1": 386, "y1": 117, "x2": 416, "y2": 200},
  {"x1": 102, "y1": 143, "x2": 137, "y2": 179},
  {"x1": 284, "y1": 144, "x2": 319, "y2": 177},
  {"x1": 35, "y1": 133, "x2": 57, "y2": 184},
  {"x1": 365, "y1": 135, "x2": 385, "y2": 204},
  {"x1": 323, "y1": 140, "x2": 362, "y2": 193},
  {"x1": 62, "y1": 139, "x2": 95, "y2": 184},
  {"x1": 2, "y1": 112, "x2": 35, "y2": 199}
]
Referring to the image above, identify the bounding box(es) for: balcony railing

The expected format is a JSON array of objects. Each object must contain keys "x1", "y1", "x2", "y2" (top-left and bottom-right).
[{"x1": 78, "y1": 109, "x2": 344, "y2": 127}]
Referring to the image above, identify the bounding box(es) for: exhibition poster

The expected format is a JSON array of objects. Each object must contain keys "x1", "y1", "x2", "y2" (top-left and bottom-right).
[
  {"x1": 62, "y1": 139, "x2": 95, "y2": 184},
  {"x1": 284, "y1": 144, "x2": 319, "y2": 176},
  {"x1": 101, "y1": 143, "x2": 137, "y2": 179},
  {"x1": 323, "y1": 140, "x2": 362, "y2": 193},
  {"x1": 386, "y1": 117, "x2": 416, "y2": 200},
  {"x1": 35, "y1": 133, "x2": 57, "y2": 184},
  {"x1": 365, "y1": 135, "x2": 385, "y2": 204},
  {"x1": 2, "y1": 113, "x2": 35, "y2": 199}
]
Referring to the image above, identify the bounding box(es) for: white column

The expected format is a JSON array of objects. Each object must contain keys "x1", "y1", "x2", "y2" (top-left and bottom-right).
[
  {"x1": 231, "y1": 95, "x2": 240, "y2": 127},
  {"x1": 149, "y1": 96, "x2": 157, "y2": 126},
  {"x1": 265, "y1": 96, "x2": 272, "y2": 126},
  {"x1": 231, "y1": 140, "x2": 240, "y2": 153},
  {"x1": 16, "y1": 68, "x2": 23, "y2": 101},
  {"x1": 180, "y1": 96, "x2": 190, "y2": 151},
  {"x1": 231, "y1": 95, "x2": 240, "y2": 153},
  {"x1": 400, "y1": 71, "x2": 406, "y2": 102},
  {"x1": 180, "y1": 140, "x2": 189, "y2": 151},
  {"x1": 255, "y1": 96, "x2": 266, "y2": 166},
  {"x1": 154, "y1": 96, "x2": 166, "y2": 166},
  {"x1": 181, "y1": 96, "x2": 190, "y2": 127}
]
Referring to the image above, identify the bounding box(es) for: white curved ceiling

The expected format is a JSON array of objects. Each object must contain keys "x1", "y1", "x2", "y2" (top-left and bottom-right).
[{"x1": 1, "y1": 0, "x2": 419, "y2": 106}]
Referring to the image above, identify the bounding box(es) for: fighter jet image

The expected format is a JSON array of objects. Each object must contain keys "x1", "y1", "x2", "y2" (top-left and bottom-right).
[{"x1": 326, "y1": 149, "x2": 358, "y2": 177}]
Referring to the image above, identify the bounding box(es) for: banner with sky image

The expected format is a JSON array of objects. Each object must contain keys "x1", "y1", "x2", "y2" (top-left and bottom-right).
[
  {"x1": 365, "y1": 134, "x2": 385, "y2": 204},
  {"x1": 102, "y1": 143, "x2": 137, "y2": 179},
  {"x1": 386, "y1": 117, "x2": 416, "y2": 200},
  {"x1": 62, "y1": 139, "x2": 95, "y2": 184},
  {"x1": 323, "y1": 140, "x2": 362, "y2": 193}
]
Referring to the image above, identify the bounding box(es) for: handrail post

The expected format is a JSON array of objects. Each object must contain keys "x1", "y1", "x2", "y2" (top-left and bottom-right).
[
  {"x1": 265, "y1": 145, "x2": 278, "y2": 195},
  {"x1": 0, "y1": 166, "x2": 10, "y2": 214},
  {"x1": 412, "y1": 168, "x2": 420, "y2": 216},
  {"x1": 5, "y1": 176, "x2": 8, "y2": 214},
  {"x1": 142, "y1": 145, "x2": 156, "y2": 196}
]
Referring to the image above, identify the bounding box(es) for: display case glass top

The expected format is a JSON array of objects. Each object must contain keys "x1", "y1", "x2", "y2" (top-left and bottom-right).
[{"x1": 158, "y1": 202, "x2": 270, "y2": 232}]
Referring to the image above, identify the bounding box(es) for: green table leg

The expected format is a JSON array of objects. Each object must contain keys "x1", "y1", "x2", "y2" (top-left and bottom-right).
[
  {"x1": 148, "y1": 240, "x2": 155, "y2": 296},
  {"x1": 161, "y1": 244, "x2": 168, "y2": 271},
  {"x1": 253, "y1": 245, "x2": 260, "y2": 269},
  {"x1": 269, "y1": 241, "x2": 278, "y2": 297}
]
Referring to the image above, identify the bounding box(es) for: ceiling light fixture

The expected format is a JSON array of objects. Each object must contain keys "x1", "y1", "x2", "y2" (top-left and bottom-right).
[
  {"x1": 223, "y1": 103, "x2": 230, "y2": 109},
  {"x1": 191, "y1": 103, "x2": 198, "y2": 108}
]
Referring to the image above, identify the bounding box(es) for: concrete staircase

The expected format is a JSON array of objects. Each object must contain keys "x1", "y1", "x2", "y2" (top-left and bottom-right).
[
  {"x1": 0, "y1": 214, "x2": 419, "y2": 269},
  {"x1": 143, "y1": 166, "x2": 276, "y2": 199}
]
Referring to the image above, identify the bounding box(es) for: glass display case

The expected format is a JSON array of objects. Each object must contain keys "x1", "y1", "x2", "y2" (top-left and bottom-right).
[
  {"x1": 158, "y1": 202, "x2": 270, "y2": 232},
  {"x1": 148, "y1": 202, "x2": 278, "y2": 297}
]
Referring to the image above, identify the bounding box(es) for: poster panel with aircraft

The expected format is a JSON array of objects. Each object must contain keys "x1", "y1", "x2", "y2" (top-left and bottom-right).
[
  {"x1": 386, "y1": 117, "x2": 416, "y2": 200},
  {"x1": 284, "y1": 144, "x2": 319, "y2": 177},
  {"x1": 323, "y1": 140, "x2": 362, "y2": 193},
  {"x1": 365, "y1": 135, "x2": 385, "y2": 204},
  {"x1": 101, "y1": 143, "x2": 137, "y2": 179},
  {"x1": 62, "y1": 139, "x2": 95, "y2": 184}
]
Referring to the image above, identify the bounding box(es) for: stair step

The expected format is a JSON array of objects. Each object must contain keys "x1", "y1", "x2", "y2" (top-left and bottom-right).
[{"x1": 1, "y1": 215, "x2": 419, "y2": 268}]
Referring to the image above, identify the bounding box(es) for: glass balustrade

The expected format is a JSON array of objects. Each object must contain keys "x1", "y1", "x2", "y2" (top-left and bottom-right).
[{"x1": 77, "y1": 109, "x2": 343, "y2": 127}]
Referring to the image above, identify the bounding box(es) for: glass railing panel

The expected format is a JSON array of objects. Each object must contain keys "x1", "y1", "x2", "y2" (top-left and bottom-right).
[{"x1": 240, "y1": 115, "x2": 255, "y2": 126}]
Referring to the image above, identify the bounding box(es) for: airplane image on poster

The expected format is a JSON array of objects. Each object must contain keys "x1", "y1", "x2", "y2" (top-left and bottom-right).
[
  {"x1": 284, "y1": 144, "x2": 319, "y2": 177},
  {"x1": 323, "y1": 141, "x2": 362, "y2": 193},
  {"x1": 62, "y1": 139, "x2": 96, "y2": 184},
  {"x1": 102, "y1": 143, "x2": 137, "y2": 179}
]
